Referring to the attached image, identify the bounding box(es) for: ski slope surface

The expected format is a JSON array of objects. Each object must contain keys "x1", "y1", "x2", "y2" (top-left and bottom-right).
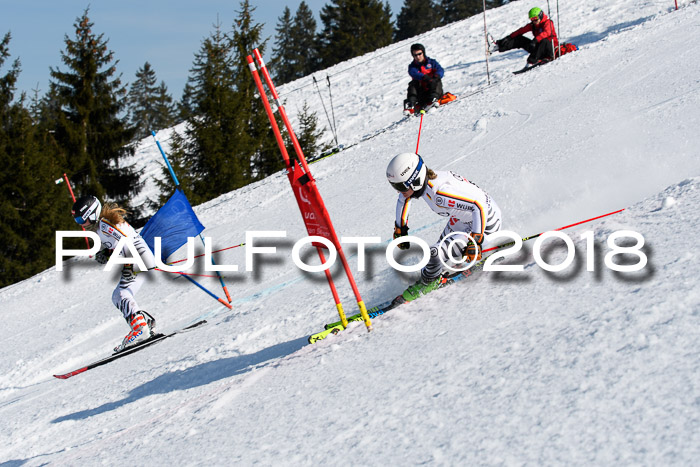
[{"x1": 1, "y1": 1, "x2": 699, "y2": 464}]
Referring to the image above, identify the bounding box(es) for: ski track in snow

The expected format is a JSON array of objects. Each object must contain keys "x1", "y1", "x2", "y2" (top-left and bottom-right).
[{"x1": 1, "y1": 1, "x2": 700, "y2": 464}]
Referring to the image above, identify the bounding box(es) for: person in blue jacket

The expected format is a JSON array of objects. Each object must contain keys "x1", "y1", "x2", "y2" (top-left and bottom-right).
[{"x1": 404, "y1": 43, "x2": 444, "y2": 112}]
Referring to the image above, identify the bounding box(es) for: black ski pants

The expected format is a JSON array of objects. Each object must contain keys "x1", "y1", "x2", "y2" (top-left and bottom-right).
[
  {"x1": 407, "y1": 78, "x2": 443, "y2": 107},
  {"x1": 512, "y1": 36, "x2": 555, "y2": 64}
]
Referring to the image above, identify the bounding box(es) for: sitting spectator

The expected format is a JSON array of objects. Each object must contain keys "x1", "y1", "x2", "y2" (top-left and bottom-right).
[
  {"x1": 496, "y1": 7, "x2": 558, "y2": 67},
  {"x1": 404, "y1": 43, "x2": 444, "y2": 113}
]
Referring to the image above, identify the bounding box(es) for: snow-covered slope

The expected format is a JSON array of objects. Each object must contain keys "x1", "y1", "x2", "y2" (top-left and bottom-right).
[{"x1": 1, "y1": 1, "x2": 699, "y2": 464}]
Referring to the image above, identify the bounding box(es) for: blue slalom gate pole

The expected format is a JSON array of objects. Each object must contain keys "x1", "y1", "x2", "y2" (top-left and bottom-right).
[
  {"x1": 153, "y1": 133, "x2": 181, "y2": 186},
  {"x1": 151, "y1": 130, "x2": 233, "y2": 304},
  {"x1": 177, "y1": 271, "x2": 232, "y2": 309}
]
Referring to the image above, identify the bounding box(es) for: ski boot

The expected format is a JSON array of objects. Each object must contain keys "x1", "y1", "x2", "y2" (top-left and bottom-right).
[
  {"x1": 426, "y1": 97, "x2": 440, "y2": 111},
  {"x1": 114, "y1": 311, "x2": 156, "y2": 353},
  {"x1": 404, "y1": 99, "x2": 417, "y2": 116},
  {"x1": 401, "y1": 275, "x2": 442, "y2": 302}
]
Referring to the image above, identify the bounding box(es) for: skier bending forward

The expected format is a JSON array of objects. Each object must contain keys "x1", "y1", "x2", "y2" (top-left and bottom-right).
[
  {"x1": 386, "y1": 153, "x2": 503, "y2": 301},
  {"x1": 71, "y1": 195, "x2": 157, "y2": 352}
]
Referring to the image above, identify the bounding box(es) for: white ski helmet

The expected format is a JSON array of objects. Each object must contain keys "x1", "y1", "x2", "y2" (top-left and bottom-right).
[
  {"x1": 72, "y1": 195, "x2": 102, "y2": 226},
  {"x1": 386, "y1": 152, "x2": 427, "y2": 194}
]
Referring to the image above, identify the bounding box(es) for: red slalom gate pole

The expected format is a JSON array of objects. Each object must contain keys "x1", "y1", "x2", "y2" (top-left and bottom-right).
[
  {"x1": 482, "y1": 208, "x2": 625, "y2": 254},
  {"x1": 61, "y1": 173, "x2": 91, "y2": 250},
  {"x1": 247, "y1": 54, "x2": 355, "y2": 329},
  {"x1": 253, "y1": 50, "x2": 313, "y2": 179},
  {"x1": 250, "y1": 49, "x2": 372, "y2": 331},
  {"x1": 63, "y1": 173, "x2": 77, "y2": 201},
  {"x1": 168, "y1": 242, "x2": 245, "y2": 265},
  {"x1": 247, "y1": 56, "x2": 292, "y2": 168},
  {"x1": 415, "y1": 110, "x2": 425, "y2": 154}
]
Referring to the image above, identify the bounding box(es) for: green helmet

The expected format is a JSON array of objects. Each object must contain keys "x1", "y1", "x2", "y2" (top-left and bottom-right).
[{"x1": 528, "y1": 7, "x2": 543, "y2": 20}]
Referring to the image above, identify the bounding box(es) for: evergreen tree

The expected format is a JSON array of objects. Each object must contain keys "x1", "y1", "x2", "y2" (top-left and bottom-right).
[
  {"x1": 272, "y1": 2, "x2": 321, "y2": 84},
  {"x1": 154, "y1": 81, "x2": 176, "y2": 129},
  {"x1": 290, "y1": 2, "x2": 320, "y2": 77},
  {"x1": 174, "y1": 19, "x2": 241, "y2": 204},
  {"x1": 0, "y1": 33, "x2": 17, "y2": 107},
  {"x1": 394, "y1": 0, "x2": 442, "y2": 41},
  {"x1": 48, "y1": 8, "x2": 140, "y2": 210},
  {"x1": 0, "y1": 32, "x2": 74, "y2": 287},
  {"x1": 128, "y1": 62, "x2": 157, "y2": 139},
  {"x1": 163, "y1": 1, "x2": 288, "y2": 205},
  {"x1": 270, "y1": 7, "x2": 296, "y2": 84},
  {"x1": 271, "y1": 2, "x2": 320, "y2": 84},
  {"x1": 178, "y1": 82, "x2": 196, "y2": 122},
  {"x1": 229, "y1": 0, "x2": 284, "y2": 181},
  {"x1": 294, "y1": 101, "x2": 332, "y2": 161},
  {"x1": 318, "y1": 0, "x2": 393, "y2": 69},
  {"x1": 29, "y1": 84, "x2": 43, "y2": 121},
  {"x1": 168, "y1": 1, "x2": 281, "y2": 203},
  {"x1": 440, "y1": 0, "x2": 487, "y2": 25},
  {"x1": 150, "y1": 132, "x2": 197, "y2": 209},
  {"x1": 128, "y1": 62, "x2": 176, "y2": 140}
]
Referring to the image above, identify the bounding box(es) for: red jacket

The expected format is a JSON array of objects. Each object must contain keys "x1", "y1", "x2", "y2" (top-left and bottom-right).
[{"x1": 510, "y1": 14, "x2": 558, "y2": 48}]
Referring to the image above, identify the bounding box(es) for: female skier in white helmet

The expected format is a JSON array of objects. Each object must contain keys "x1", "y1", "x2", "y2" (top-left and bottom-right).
[
  {"x1": 72, "y1": 195, "x2": 157, "y2": 352},
  {"x1": 386, "y1": 153, "x2": 503, "y2": 301}
]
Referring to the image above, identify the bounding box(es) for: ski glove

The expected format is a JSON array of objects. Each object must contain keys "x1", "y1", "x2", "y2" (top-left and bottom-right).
[
  {"x1": 464, "y1": 233, "x2": 484, "y2": 263},
  {"x1": 95, "y1": 248, "x2": 113, "y2": 264},
  {"x1": 394, "y1": 223, "x2": 410, "y2": 250}
]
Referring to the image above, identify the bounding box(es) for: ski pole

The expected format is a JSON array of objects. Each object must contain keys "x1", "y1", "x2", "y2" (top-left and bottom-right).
[
  {"x1": 326, "y1": 75, "x2": 339, "y2": 146},
  {"x1": 482, "y1": 0, "x2": 491, "y2": 85},
  {"x1": 557, "y1": 0, "x2": 560, "y2": 56},
  {"x1": 312, "y1": 76, "x2": 338, "y2": 147},
  {"x1": 415, "y1": 110, "x2": 426, "y2": 153}
]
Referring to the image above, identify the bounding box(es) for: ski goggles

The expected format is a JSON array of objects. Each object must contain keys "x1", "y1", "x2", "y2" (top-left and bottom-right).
[
  {"x1": 74, "y1": 206, "x2": 98, "y2": 225},
  {"x1": 74, "y1": 214, "x2": 97, "y2": 225},
  {"x1": 390, "y1": 181, "x2": 410, "y2": 192}
]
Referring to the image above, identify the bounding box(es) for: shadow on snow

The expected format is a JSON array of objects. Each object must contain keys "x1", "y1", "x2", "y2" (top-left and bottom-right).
[{"x1": 51, "y1": 335, "x2": 308, "y2": 423}]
